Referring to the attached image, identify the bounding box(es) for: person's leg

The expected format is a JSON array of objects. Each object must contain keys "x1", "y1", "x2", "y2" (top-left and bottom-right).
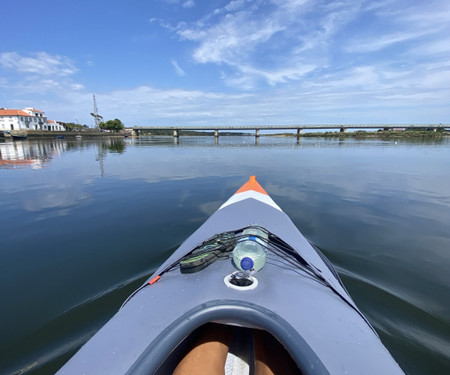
[
  {"x1": 253, "y1": 329, "x2": 302, "y2": 375},
  {"x1": 173, "y1": 323, "x2": 233, "y2": 375}
]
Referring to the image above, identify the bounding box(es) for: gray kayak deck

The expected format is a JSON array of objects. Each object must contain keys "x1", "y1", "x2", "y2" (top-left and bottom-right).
[{"x1": 58, "y1": 197, "x2": 405, "y2": 375}]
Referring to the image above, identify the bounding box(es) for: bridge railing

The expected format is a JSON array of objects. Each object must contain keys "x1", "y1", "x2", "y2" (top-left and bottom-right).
[{"x1": 128, "y1": 124, "x2": 449, "y2": 137}]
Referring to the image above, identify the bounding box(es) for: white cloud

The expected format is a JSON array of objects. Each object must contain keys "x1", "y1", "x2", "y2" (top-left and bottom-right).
[
  {"x1": 71, "y1": 83, "x2": 85, "y2": 91},
  {"x1": 346, "y1": 1, "x2": 450, "y2": 55},
  {"x1": 160, "y1": 0, "x2": 450, "y2": 98},
  {"x1": 162, "y1": 0, "x2": 195, "y2": 8},
  {"x1": 419, "y1": 70, "x2": 450, "y2": 90},
  {"x1": 189, "y1": 19, "x2": 285, "y2": 64},
  {"x1": 8, "y1": 68, "x2": 448, "y2": 128},
  {"x1": 171, "y1": 59, "x2": 186, "y2": 76},
  {"x1": 397, "y1": 1, "x2": 450, "y2": 28},
  {"x1": 224, "y1": 0, "x2": 248, "y2": 12},
  {"x1": 411, "y1": 39, "x2": 450, "y2": 57},
  {"x1": 175, "y1": 1, "x2": 320, "y2": 88},
  {"x1": 212, "y1": 0, "x2": 251, "y2": 16},
  {"x1": 0, "y1": 50, "x2": 90, "y2": 100},
  {"x1": 171, "y1": 0, "x2": 374, "y2": 89},
  {"x1": 346, "y1": 28, "x2": 443, "y2": 54},
  {"x1": 0, "y1": 52, "x2": 77, "y2": 76},
  {"x1": 182, "y1": 0, "x2": 195, "y2": 8},
  {"x1": 225, "y1": 63, "x2": 316, "y2": 89}
]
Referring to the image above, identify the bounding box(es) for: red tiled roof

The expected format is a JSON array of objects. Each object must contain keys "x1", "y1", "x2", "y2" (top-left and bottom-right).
[
  {"x1": 47, "y1": 120, "x2": 55, "y2": 123},
  {"x1": 0, "y1": 109, "x2": 31, "y2": 116}
]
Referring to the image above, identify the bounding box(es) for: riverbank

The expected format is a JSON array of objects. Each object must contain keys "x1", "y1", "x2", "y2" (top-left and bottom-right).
[
  {"x1": 3, "y1": 130, "x2": 128, "y2": 139},
  {"x1": 268, "y1": 129, "x2": 450, "y2": 138}
]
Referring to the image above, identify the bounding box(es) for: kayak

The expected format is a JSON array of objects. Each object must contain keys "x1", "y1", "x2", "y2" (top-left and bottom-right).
[{"x1": 58, "y1": 176, "x2": 405, "y2": 374}]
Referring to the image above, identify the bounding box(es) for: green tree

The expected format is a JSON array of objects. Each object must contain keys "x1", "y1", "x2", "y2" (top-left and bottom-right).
[
  {"x1": 99, "y1": 118, "x2": 124, "y2": 132},
  {"x1": 90, "y1": 112, "x2": 103, "y2": 126},
  {"x1": 61, "y1": 122, "x2": 89, "y2": 131},
  {"x1": 63, "y1": 122, "x2": 74, "y2": 131}
]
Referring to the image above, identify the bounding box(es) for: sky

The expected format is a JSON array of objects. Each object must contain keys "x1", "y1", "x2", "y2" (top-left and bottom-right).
[{"x1": 1, "y1": 0, "x2": 449, "y2": 127}]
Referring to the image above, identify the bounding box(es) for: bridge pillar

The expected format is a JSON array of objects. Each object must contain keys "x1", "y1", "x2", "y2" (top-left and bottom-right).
[
  {"x1": 173, "y1": 129, "x2": 179, "y2": 138},
  {"x1": 214, "y1": 129, "x2": 219, "y2": 138},
  {"x1": 340, "y1": 127, "x2": 346, "y2": 133},
  {"x1": 255, "y1": 129, "x2": 260, "y2": 138},
  {"x1": 296, "y1": 128, "x2": 302, "y2": 138}
]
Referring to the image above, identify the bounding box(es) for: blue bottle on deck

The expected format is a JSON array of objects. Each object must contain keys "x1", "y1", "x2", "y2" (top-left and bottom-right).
[{"x1": 232, "y1": 228, "x2": 267, "y2": 272}]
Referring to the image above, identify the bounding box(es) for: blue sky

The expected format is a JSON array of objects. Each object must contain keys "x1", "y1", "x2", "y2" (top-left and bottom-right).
[{"x1": 1, "y1": 0, "x2": 449, "y2": 126}]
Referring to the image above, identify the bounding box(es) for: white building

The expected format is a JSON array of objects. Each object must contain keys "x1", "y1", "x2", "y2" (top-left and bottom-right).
[
  {"x1": 0, "y1": 107, "x2": 65, "y2": 131},
  {"x1": 45, "y1": 120, "x2": 65, "y2": 131}
]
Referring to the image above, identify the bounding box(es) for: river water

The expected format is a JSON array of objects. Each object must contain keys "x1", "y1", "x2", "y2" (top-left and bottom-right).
[{"x1": 0, "y1": 135, "x2": 449, "y2": 374}]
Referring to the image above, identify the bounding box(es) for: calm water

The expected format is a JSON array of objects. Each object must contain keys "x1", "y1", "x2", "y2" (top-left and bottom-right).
[{"x1": 0, "y1": 135, "x2": 449, "y2": 375}]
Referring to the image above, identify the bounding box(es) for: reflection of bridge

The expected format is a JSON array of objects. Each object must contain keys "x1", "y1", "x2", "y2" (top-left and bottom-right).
[{"x1": 130, "y1": 124, "x2": 449, "y2": 138}]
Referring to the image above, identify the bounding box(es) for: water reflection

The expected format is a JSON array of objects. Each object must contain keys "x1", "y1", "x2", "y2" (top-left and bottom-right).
[
  {"x1": 128, "y1": 135, "x2": 449, "y2": 149},
  {"x1": 102, "y1": 138, "x2": 126, "y2": 153},
  {"x1": 96, "y1": 139, "x2": 126, "y2": 177},
  {"x1": 0, "y1": 138, "x2": 126, "y2": 170},
  {"x1": 0, "y1": 140, "x2": 66, "y2": 169}
]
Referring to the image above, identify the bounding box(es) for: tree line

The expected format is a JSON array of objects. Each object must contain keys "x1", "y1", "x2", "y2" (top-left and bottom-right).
[{"x1": 60, "y1": 118, "x2": 125, "y2": 132}]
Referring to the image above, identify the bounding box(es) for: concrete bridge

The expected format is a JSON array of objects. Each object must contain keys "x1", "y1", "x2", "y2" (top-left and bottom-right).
[{"x1": 130, "y1": 124, "x2": 449, "y2": 139}]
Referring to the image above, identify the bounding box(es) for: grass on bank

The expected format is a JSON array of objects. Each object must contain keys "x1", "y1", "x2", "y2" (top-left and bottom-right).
[{"x1": 269, "y1": 128, "x2": 450, "y2": 138}]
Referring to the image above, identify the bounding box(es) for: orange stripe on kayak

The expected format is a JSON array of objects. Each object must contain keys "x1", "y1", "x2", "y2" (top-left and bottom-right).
[
  {"x1": 148, "y1": 275, "x2": 160, "y2": 285},
  {"x1": 234, "y1": 176, "x2": 269, "y2": 196}
]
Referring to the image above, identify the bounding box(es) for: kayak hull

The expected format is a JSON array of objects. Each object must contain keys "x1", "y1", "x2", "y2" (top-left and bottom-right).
[{"x1": 58, "y1": 178, "x2": 404, "y2": 375}]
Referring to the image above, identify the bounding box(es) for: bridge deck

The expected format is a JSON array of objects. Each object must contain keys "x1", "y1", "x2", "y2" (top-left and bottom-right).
[{"x1": 131, "y1": 124, "x2": 448, "y2": 131}]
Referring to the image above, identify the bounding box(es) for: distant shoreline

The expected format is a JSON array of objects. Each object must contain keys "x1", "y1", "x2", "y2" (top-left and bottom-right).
[
  {"x1": 268, "y1": 129, "x2": 450, "y2": 138},
  {"x1": 137, "y1": 129, "x2": 449, "y2": 138}
]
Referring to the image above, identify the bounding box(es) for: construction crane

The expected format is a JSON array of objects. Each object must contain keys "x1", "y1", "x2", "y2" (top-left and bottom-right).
[{"x1": 90, "y1": 94, "x2": 103, "y2": 128}]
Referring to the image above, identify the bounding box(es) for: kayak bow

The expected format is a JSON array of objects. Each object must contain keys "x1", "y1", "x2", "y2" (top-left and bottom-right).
[{"x1": 58, "y1": 176, "x2": 405, "y2": 375}]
